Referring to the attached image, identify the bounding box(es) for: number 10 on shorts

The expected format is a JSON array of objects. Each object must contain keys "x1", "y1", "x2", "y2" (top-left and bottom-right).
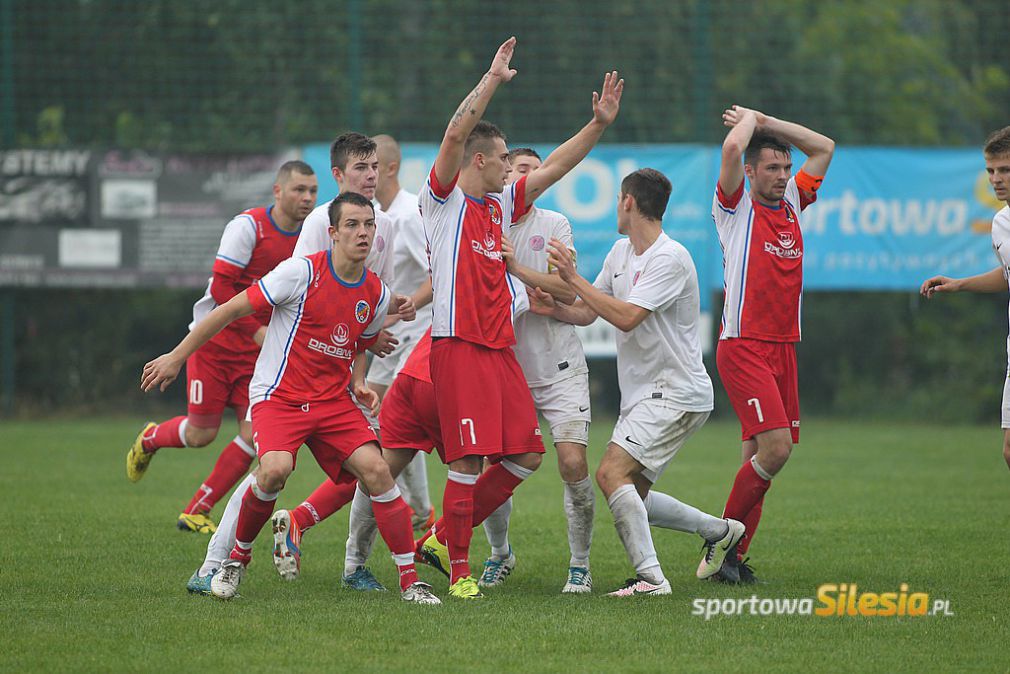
[
  {"x1": 747, "y1": 398, "x2": 764, "y2": 423},
  {"x1": 459, "y1": 418, "x2": 477, "y2": 446}
]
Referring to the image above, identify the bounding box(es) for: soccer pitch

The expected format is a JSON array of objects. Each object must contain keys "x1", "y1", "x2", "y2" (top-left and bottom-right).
[{"x1": 2, "y1": 418, "x2": 1007, "y2": 671}]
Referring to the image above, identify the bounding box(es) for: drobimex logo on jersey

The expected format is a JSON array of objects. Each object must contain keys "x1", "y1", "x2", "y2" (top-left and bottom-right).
[
  {"x1": 354, "y1": 300, "x2": 370, "y2": 324},
  {"x1": 331, "y1": 323, "x2": 350, "y2": 346},
  {"x1": 778, "y1": 231, "x2": 796, "y2": 249}
]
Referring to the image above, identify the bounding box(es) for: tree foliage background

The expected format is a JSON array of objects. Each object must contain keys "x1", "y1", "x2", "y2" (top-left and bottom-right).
[{"x1": 3, "y1": 0, "x2": 1010, "y2": 420}]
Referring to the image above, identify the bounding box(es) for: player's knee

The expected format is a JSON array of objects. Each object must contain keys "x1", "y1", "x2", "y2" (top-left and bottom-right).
[
  {"x1": 256, "y1": 466, "x2": 288, "y2": 493},
  {"x1": 185, "y1": 424, "x2": 218, "y2": 448},
  {"x1": 761, "y1": 439, "x2": 793, "y2": 474},
  {"x1": 594, "y1": 464, "x2": 617, "y2": 497},
  {"x1": 556, "y1": 450, "x2": 588, "y2": 483},
  {"x1": 357, "y1": 458, "x2": 395, "y2": 495}
]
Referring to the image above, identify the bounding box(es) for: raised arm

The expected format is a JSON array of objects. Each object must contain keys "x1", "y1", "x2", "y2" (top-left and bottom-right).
[
  {"x1": 523, "y1": 71, "x2": 624, "y2": 204},
  {"x1": 432, "y1": 37, "x2": 517, "y2": 188},
  {"x1": 142, "y1": 292, "x2": 255, "y2": 392},
  {"x1": 719, "y1": 106, "x2": 758, "y2": 196},
  {"x1": 752, "y1": 108, "x2": 835, "y2": 177}
]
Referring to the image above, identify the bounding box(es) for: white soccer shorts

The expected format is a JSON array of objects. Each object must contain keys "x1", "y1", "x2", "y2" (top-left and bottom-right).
[
  {"x1": 530, "y1": 373, "x2": 591, "y2": 446},
  {"x1": 611, "y1": 399, "x2": 710, "y2": 483}
]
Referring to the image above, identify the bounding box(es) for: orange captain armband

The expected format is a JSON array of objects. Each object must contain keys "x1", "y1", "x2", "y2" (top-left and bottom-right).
[{"x1": 796, "y1": 170, "x2": 824, "y2": 194}]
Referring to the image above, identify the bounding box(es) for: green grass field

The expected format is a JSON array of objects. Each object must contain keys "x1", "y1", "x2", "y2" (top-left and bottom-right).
[{"x1": 2, "y1": 417, "x2": 1008, "y2": 672}]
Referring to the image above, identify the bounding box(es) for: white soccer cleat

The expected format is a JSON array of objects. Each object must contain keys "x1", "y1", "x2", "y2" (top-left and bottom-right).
[
  {"x1": 562, "y1": 566, "x2": 592, "y2": 594},
  {"x1": 606, "y1": 577, "x2": 672, "y2": 597},
  {"x1": 271, "y1": 510, "x2": 302, "y2": 581},
  {"x1": 401, "y1": 581, "x2": 442, "y2": 605},
  {"x1": 210, "y1": 559, "x2": 246, "y2": 599},
  {"x1": 477, "y1": 550, "x2": 517, "y2": 588},
  {"x1": 696, "y1": 519, "x2": 746, "y2": 580}
]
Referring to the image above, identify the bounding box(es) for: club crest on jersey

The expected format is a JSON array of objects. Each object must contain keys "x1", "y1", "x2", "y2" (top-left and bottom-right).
[
  {"x1": 778, "y1": 231, "x2": 796, "y2": 250},
  {"x1": 354, "y1": 300, "x2": 370, "y2": 324},
  {"x1": 530, "y1": 235, "x2": 545, "y2": 251},
  {"x1": 488, "y1": 202, "x2": 502, "y2": 226},
  {"x1": 331, "y1": 323, "x2": 350, "y2": 346},
  {"x1": 375, "y1": 235, "x2": 385, "y2": 252}
]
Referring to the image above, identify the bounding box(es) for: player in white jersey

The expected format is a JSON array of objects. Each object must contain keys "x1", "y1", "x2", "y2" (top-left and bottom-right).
[
  {"x1": 477, "y1": 148, "x2": 595, "y2": 593},
  {"x1": 367, "y1": 134, "x2": 436, "y2": 533},
  {"x1": 530, "y1": 169, "x2": 744, "y2": 596},
  {"x1": 921, "y1": 125, "x2": 1010, "y2": 473}
]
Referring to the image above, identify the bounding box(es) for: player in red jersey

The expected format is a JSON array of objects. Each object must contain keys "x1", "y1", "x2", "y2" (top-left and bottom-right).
[
  {"x1": 126, "y1": 161, "x2": 318, "y2": 535},
  {"x1": 416, "y1": 36, "x2": 623, "y2": 599},
  {"x1": 705, "y1": 106, "x2": 834, "y2": 583},
  {"x1": 142, "y1": 193, "x2": 439, "y2": 605}
]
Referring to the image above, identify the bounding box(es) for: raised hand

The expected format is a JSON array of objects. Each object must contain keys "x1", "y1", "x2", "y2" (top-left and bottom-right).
[
  {"x1": 527, "y1": 286, "x2": 557, "y2": 316},
  {"x1": 546, "y1": 239, "x2": 577, "y2": 282},
  {"x1": 722, "y1": 105, "x2": 765, "y2": 128},
  {"x1": 488, "y1": 36, "x2": 518, "y2": 82},
  {"x1": 394, "y1": 294, "x2": 416, "y2": 322},
  {"x1": 141, "y1": 354, "x2": 183, "y2": 393},
  {"x1": 592, "y1": 71, "x2": 624, "y2": 127}
]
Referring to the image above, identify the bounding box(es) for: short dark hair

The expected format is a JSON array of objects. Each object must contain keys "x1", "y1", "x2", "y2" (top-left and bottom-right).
[
  {"x1": 464, "y1": 120, "x2": 507, "y2": 163},
  {"x1": 328, "y1": 191, "x2": 374, "y2": 227},
  {"x1": 275, "y1": 160, "x2": 314, "y2": 183},
  {"x1": 330, "y1": 133, "x2": 376, "y2": 171},
  {"x1": 509, "y1": 147, "x2": 541, "y2": 162},
  {"x1": 984, "y1": 126, "x2": 1010, "y2": 158},
  {"x1": 744, "y1": 130, "x2": 792, "y2": 167},
  {"x1": 620, "y1": 169, "x2": 672, "y2": 221}
]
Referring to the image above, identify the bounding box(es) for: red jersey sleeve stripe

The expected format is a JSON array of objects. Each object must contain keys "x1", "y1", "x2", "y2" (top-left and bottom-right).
[
  {"x1": 511, "y1": 175, "x2": 529, "y2": 223},
  {"x1": 428, "y1": 166, "x2": 459, "y2": 200},
  {"x1": 247, "y1": 281, "x2": 272, "y2": 312},
  {"x1": 716, "y1": 181, "x2": 745, "y2": 211}
]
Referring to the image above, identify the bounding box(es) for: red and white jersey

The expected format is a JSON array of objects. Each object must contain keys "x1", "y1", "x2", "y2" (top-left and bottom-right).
[
  {"x1": 508, "y1": 206, "x2": 588, "y2": 387},
  {"x1": 246, "y1": 250, "x2": 389, "y2": 406},
  {"x1": 713, "y1": 177, "x2": 815, "y2": 342},
  {"x1": 190, "y1": 206, "x2": 301, "y2": 354},
  {"x1": 419, "y1": 168, "x2": 528, "y2": 349},
  {"x1": 398, "y1": 328, "x2": 433, "y2": 384},
  {"x1": 293, "y1": 199, "x2": 397, "y2": 286},
  {"x1": 386, "y1": 188, "x2": 433, "y2": 344}
]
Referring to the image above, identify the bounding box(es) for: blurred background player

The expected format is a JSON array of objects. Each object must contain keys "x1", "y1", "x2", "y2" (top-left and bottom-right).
[
  {"x1": 531, "y1": 168, "x2": 742, "y2": 596},
  {"x1": 142, "y1": 193, "x2": 437, "y2": 604},
  {"x1": 416, "y1": 37, "x2": 623, "y2": 599},
  {"x1": 708, "y1": 105, "x2": 834, "y2": 583},
  {"x1": 478, "y1": 147, "x2": 595, "y2": 593},
  {"x1": 125, "y1": 161, "x2": 318, "y2": 534},
  {"x1": 920, "y1": 125, "x2": 1010, "y2": 473},
  {"x1": 368, "y1": 134, "x2": 436, "y2": 532}
]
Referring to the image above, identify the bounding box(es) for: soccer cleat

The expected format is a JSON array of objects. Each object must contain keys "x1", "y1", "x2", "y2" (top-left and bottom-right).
[
  {"x1": 126, "y1": 422, "x2": 157, "y2": 482},
  {"x1": 411, "y1": 506, "x2": 437, "y2": 534},
  {"x1": 606, "y1": 577, "x2": 672, "y2": 597},
  {"x1": 271, "y1": 510, "x2": 302, "y2": 581},
  {"x1": 341, "y1": 566, "x2": 387, "y2": 591},
  {"x1": 447, "y1": 576, "x2": 484, "y2": 600},
  {"x1": 737, "y1": 557, "x2": 759, "y2": 584},
  {"x1": 210, "y1": 559, "x2": 245, "y2": 600},
  {"x1": 561, "y1": 566, "x2": 593, "y2": 594},
  {"x1": 417, "y1": 535, "x2": 451, "y2": 579},
  {"x1": 712, "y1": 550, "x2": 742, "y2": 584},
  {"x1": 696, "y1": 519, "x2": 746, "y2": 580},
  {"x1": 401, "y1": 581, "x2": 442, "y2": 605},
  {"x1": 478, "y1": 550, "x2": 517, "y2": 588},
  {"x1": 186, "y1": 569, "x2": 217, "y2": 596},
  {"x1": 177, "y1": 512, "x2": 217, "y2": 534}
]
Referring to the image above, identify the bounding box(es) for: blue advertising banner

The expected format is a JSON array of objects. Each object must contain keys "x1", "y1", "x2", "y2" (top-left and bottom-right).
[{"x1": 302, "y1": 143, "x2": 1000, "y2": 301}]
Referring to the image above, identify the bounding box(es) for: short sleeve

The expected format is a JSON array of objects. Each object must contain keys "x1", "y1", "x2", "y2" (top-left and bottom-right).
[
  {"x1": 212, "y1": 214, "x2": 257, "y2": 274},
  {"x1": 250, "y1": 256, "x2": 312, "y2": 311},
  {"x1": 627, "y1": 252, "x2": 689, "y2": 312},
  {"x1": 785, "y1": 175, "x2": 817, "y2": 211},
  {"x1": 292, "y1": 206, "x2": 330, "y2": 257},
  {"x1": 362, "y1": 281, "x2": 390, "y2": 339},
  {"x1": 504, "y1": 175, "x2": 530, "y2": 226},
  {"x1": 593, "y1": 246, "x2": 616, "y2": 296},
  {"x1": 712, "y1": 182, "x2": 750, "y2": 231}
]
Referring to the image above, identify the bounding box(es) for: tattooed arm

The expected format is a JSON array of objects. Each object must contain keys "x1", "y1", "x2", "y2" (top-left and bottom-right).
[{"x1": 432, "y1": 37, "x2": 518, "y2": 187}]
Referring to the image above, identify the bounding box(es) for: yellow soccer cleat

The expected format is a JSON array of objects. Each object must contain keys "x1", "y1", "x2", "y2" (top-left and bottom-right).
[
  {"x1": 177, "y1": 512, "x2": 218, "y2": 534},
  {"x1": 418, "y1": 535, "x2": 451, "y2": 578},
  {"x1": 448, "y1": 576, "x2": 484, "y2": 600},
  {"x1": 126, "y1": 422, "x2": 157, "y2": 483}
]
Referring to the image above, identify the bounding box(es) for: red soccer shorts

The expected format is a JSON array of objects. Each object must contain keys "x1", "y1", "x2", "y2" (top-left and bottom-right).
[
  {"x1": 378, "y1": 373, "x2": 446, "y2": 462},
  {"x1": 185, "y1": 342, "x2": 254, "y2": 427},
  {"x1": 429, "y1": 337, "x2": 545, "y2": 464},
  {"x1": 250, "y1": 396, "x2": 378, "y2": 478},
  {"x1": 717, "y1": 338, "x2": 800, "y2": 444}
]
